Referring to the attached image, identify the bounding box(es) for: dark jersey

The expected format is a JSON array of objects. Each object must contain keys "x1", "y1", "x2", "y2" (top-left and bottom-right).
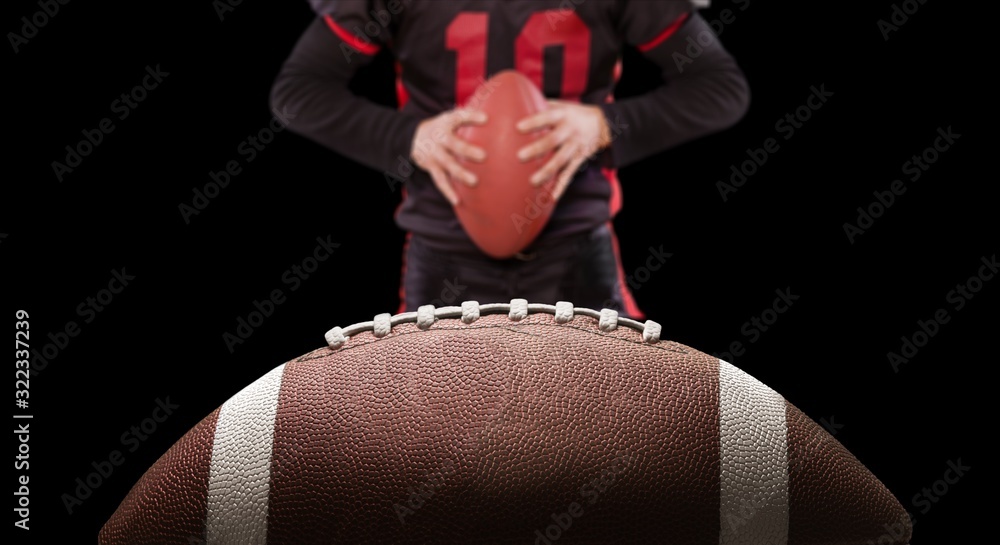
[{"x1": 274, "y1": 0, "x2": 747, "y2": 252}]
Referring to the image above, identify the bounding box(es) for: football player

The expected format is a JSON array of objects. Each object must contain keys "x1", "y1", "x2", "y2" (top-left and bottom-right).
[{"x1": 271, "y1": 0, "x2": 749, "y2": 318}]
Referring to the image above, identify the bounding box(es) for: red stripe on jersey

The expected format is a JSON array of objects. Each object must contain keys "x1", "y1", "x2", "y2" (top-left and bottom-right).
[
  {"x1": 637, "y1": 12, "x2": 691, "y2": 53},
  {"x1": 606, "y1": 221, "x2": 645, "y2": 320},
  {"x1": 602, "y1": 167, "x2": 623, "y2": 217},
  {"x1": 323, "y1": 14, "x2": 381, "y2": 55},
  {"x1": 394, "y1": 61, "x2": 409, "y2": 109},
  {"x1": 600, "y1": 166, "x2": 642, "y2": 319},
  {"x1": 393, "y1": 57, "x2": 408, "y2": 312},
  {"x1": 396, "y1": 231, "x2": 412, "y2": 314}
]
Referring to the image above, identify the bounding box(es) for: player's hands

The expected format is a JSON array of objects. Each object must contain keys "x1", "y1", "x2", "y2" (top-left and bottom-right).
[
  {"x1": 516, "y1": 100, "x2": 612, "y2": 201},
  {"x1": 410, "y1": 109, "x2": 488, "y2": 206}
]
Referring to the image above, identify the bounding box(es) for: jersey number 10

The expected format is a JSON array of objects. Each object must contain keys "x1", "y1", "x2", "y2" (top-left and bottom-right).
[{"x1": 445, "y1": 10, "x2": 592, "y2": 104}]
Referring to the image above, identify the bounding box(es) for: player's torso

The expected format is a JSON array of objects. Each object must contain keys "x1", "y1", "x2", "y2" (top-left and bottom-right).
[{"x1": 389, "y1": 0, "x2": 624, "y2": 112}]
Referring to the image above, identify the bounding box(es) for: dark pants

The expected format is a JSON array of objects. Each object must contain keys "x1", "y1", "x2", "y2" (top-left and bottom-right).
[{"x1": 398, "y1": 223, "x2": 643, "y2": 319}]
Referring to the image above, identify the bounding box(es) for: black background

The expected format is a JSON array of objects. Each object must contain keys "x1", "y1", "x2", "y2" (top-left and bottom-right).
[{"x1": 6, "y1": 0, "x2": 990, "y2": 542}]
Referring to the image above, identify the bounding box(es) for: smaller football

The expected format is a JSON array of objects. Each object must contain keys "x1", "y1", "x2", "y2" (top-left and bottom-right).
[{"x1": 453, "y1": 70, "x2": 557, "y2": 259}]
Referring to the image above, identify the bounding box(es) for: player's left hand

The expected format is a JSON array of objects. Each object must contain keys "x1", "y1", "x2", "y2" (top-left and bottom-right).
[{"x1": 516, "y1": 100, "x2": 612, "y2": 200}]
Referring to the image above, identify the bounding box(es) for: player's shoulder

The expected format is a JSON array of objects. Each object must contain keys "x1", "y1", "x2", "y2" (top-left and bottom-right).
[
  {"x1": 307, "y1": 0, "x2": 417, "y2": 15},
  {"x1": 308, "y1": 0, "x2": 708, "y2": 15},
  {"x1": 620, "y1": 0, "x2": 710, "y2": 11},
  {"x1": 596, "y1": 0, "x2": 710, "y2": 20}
]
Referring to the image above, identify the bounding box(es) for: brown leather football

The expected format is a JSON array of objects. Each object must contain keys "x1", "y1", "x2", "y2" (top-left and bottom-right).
[{"x1": 100, "y1": 300, "x2": 912, "y2": 545}]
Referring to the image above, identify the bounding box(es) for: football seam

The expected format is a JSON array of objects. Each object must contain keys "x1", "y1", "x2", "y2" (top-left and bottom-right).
[
  {"x1": 300, "y1": 322, "x2": 691, "y2": 362},
  {"x1": 311, "y1": 299, "x2": 687, "y2": 360}
]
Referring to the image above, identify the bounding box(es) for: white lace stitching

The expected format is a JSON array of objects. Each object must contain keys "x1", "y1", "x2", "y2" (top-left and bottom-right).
[{"x1": 324, "y1": 299, "x2": 663, "y2": 350}]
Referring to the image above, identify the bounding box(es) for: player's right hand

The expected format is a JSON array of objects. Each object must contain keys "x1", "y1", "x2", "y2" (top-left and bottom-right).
[{"x1": 410, "y1": 109, "x2": 488, "y2": 206}]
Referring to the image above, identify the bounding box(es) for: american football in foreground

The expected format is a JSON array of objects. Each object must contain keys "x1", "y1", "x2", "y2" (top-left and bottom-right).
[{"x1": 100, "y1": 300, "x2": 911, "y2": 545}]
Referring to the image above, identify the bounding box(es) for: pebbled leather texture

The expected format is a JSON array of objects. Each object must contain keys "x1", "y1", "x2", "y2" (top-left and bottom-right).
[
  {"x1": 268, "y1": 313, "x2": 720, "y2": 544},
  {"x1": 718, "y1": 360, "x2": 789, "y2": 544},
  {"x1": 205, "y1": 364, "x2": 286, "y2": 544},
  {"x1": 100, "y1": 309, "x2": 911, "y2": 545},
  {"x1": 786, "y1": 406, "x2": 913, "y2": 544},
  {"x1": 99, "y1": 409, "x2": 219, "y2": 545}
]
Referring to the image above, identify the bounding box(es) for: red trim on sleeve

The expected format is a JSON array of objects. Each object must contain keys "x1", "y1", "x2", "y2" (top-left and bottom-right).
[
  {"x1": 323, "y1": 14, "x2": 381, "y2": 55},
  {"x1": 394, "y1": 61, "x2": 409, "y2": 109},
  {"x1": 637, "y1": 12, "x2": 691, "y2": 53}
]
